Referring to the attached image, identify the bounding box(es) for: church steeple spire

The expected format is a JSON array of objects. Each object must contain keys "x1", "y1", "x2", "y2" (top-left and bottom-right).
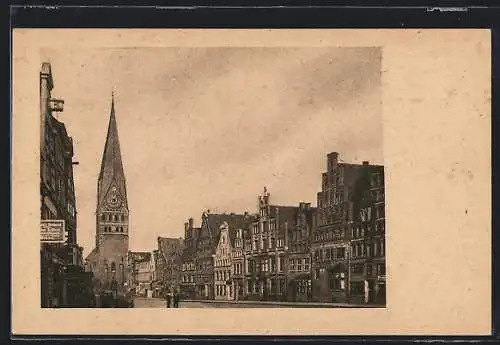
[{"x1": 97, "y1": 92, "x2": 127, "y2": 209}]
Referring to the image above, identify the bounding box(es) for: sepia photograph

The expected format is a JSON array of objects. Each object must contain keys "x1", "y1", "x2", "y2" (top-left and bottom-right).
[
  {"x1": 12, "y1": 29, "x2": 491, "y2": 335},
  {"x1": 39, "y1": 46, "x2": 385, "y2": 309}
]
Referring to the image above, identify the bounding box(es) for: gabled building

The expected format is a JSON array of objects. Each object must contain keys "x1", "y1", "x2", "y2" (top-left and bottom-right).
[
  {"x1": 311, "y1": 151, "x2": 383, "y2": 303},
  {"x1": 213, "y1": 214, "x2": 255, "y2": 300},
  {"x1": 214, "y1": 221, "x2": 232, "y2": 300},
  {"x1": 193, "y1": 211, "x2": 248, "y2": 300},
  {"x1": 244, "y1": 187, "x2": 302, "y2": 301},
  {"x1": 287, "y1": 202, "x2": 316, "y2": 302},
  {"x1": 157, "y1": 236, "x2": 185, "y2": 294},
  {"x1": 180, "y1": 218, "x2": 199, "y2": 299},
  {"x1": 230, "y1": 214, "x2": 257, "y2": 301}
]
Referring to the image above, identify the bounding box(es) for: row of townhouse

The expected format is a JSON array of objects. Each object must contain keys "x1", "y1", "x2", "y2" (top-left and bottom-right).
[{"x1": 179, "y1": 152, "x2": 386, "y2": 304}]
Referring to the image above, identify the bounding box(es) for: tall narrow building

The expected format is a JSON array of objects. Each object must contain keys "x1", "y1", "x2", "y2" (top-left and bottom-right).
[{"x1": 86, "y1": 94, "x2": 129, "y2": 295}]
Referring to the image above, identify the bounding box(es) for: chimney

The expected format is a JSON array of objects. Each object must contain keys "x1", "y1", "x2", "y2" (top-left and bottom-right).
[
  {"x1": 184, "y1": 222, "x2": 189, "y2": 232},
  {"x1": 188, "y1": 217, "x2": 194, "y2": 228}
]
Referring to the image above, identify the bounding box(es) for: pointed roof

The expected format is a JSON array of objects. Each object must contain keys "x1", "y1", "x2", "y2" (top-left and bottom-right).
[
  {"x1": 201, "y1": 212, "x2": 251, "y2": 249},
  {"x1": 98, "y1": 94, "x2": 127, "y2": 208},
  {"x1": 157, "y1": 237, "x2": 185, "y2": 262}
]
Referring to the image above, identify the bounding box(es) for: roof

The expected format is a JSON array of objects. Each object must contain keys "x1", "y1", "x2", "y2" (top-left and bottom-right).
[
  {"x1": 157, "y1": 237, "x2": 185, "y2": 262},
  {"x1": 98, "y1": 94, "x2": 127, "y2": 209},
  {"x1": 85, "y1": 247, "x2": 99, "y2": 262},
  {"x1": 202, "y1": 212, "x2": 252, "y2": 248},
  {"x1": 270, "y1": 205, "x2": 300, "y2": 235}
]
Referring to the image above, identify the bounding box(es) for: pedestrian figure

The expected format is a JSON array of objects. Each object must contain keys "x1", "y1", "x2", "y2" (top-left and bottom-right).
[
  {"x1": 173, "y1": 290, "x2": 180, "y2": 308},
  {"x1": 166, "y1": 289, "x2": 172, "y2": 308}
]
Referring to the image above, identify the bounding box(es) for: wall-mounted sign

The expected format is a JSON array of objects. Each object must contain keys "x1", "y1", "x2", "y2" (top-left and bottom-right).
[{"x1": 41, "y1": 219, "x2": 65, "y2": 243}]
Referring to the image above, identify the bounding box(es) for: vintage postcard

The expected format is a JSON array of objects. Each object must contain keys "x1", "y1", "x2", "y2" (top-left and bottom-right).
[{"x1": 12, "y1": 29, "x2": 491, "y2": 335}]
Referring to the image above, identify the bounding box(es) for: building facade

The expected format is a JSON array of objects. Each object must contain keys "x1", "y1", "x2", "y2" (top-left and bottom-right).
[
  {"x1": 231, "y1": 221, "x2": 252, "y2": 301},
  {"x1": 129, "y1": 251, "x2": 153, "y2": 297},
  {"x1": 40, "y1": 62, "x2": 84, "y2": 307},
  {"x1": 287, "y1": 202, "x2": 316, "y2": 302},
  {"x1": 192, "y1": 211, "x2": 248, "y2": 300},
  {"x1": 244, "y1": 188, "x2": 299, "y2": 301},
  {"x1": 349, "y1": 166, "x2": 386, "y2": 304},
  {"x1": 311, "y1": 152, "x2": 384, "y2": 303},
  {"x1": 157, "y1": 236, "x2": 185, "y2": 294},
  {"x1": 86, "y1": 94, "x2": 130, "y2": 297},
  {"x1": 180, "y1": 218, "x2": 199, "y2": 299},
  {"x1": 214, "y1": 222, "x2": 233, "y2": 300}
]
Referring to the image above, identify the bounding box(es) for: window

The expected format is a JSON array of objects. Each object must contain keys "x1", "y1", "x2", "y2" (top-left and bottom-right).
[
  {"x1": 297, "y1": 259, "x2": 303, "y2": 272},
  {"x1": 377, "y1": 264, "x2": 386, "y2": 275},
  {"x1": 290, "y1": 259, "x2": 296, "y2": 271},
  {"x1": 352, "y1": 264, "x2": 363, "y2": 274},
  {"x1": 367, "y1": 264, "x2": 372, "y2": 276},
  {"x1": 337, "y1": 247, "x2": 345, "y2": 259},
  {"x1": 278, "y1": 256, "x2": 283, "y2": 272},
  {"x1": 121, "y1": 215, "x2": 125, "y2": 221},
  {"x1": 305, "y1": 258, "x2": 310, "y2": 272}
]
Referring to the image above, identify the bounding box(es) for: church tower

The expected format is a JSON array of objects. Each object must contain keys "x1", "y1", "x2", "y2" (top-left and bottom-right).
[{"x1": 86, "y1": 93, "x2": 129, "y2": 294}]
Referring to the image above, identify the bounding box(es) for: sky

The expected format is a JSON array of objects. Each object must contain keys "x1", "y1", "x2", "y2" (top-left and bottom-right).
[{"x1": 41, "y1": 47, "x2": 383, "y2": 256}]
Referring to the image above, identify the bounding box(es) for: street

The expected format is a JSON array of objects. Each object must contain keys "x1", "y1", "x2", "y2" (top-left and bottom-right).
[
  {"x1": 133, "y1": 297, "x2": 280, "y2": 308},
  {"x1": 134, "y1": 297, "x2": 221, "y2": 308}
]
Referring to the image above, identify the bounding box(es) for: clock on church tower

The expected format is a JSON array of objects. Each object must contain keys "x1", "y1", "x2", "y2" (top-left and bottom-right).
[{"x1": 107, "y1": 186, "x2": 122, "y2": 208}]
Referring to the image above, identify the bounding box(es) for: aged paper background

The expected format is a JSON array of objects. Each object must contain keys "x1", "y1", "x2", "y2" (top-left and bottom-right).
[{"x1": 12, "y1": 29, "x2": 491, "y2": 335}]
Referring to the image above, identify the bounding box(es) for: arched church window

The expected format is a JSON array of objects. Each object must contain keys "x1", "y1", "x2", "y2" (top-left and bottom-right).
[
  {"x1": 107, "y1": 214, "x2": 112, "y2": 222},
  {"x1": 121, "y1": 215, "x2": 125, "y2": 221},
  {"x1": 101, "y1": 214, "x2": 106, "y2": 221},
  {"x1": 114, "y1": 214, "x2": 119, "y2": 221},
  {"x1": 111, "y1": 262, "x2": 116, "y2": 272}
]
